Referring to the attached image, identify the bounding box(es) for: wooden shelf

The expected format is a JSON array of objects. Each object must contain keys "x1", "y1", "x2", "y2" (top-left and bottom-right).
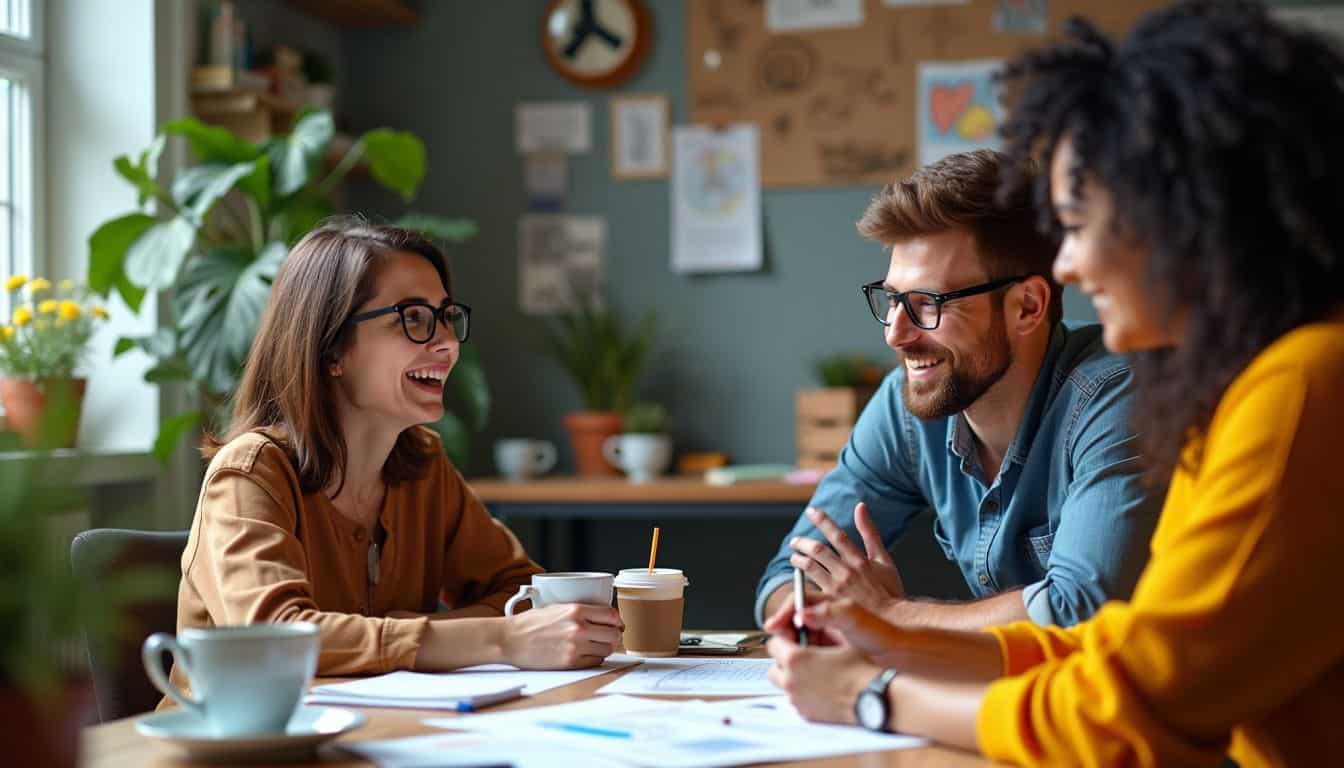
[
  {"x1": 284, "y1": 0, "x2": 418, "y2": 28},
  {"x1": 469, "y1": 476, "x2": 817, "y2": 504}
]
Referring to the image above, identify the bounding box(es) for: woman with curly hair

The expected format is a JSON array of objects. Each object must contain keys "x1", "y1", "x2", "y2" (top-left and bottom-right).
[{"x1": 765, "y1": 2, "x2": 1344, "y2": 765}]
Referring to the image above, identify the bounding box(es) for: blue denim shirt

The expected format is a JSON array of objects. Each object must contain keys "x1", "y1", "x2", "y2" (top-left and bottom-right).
[{"x1": 756, "y1": 323, "x2": 1159, "y2": 628}]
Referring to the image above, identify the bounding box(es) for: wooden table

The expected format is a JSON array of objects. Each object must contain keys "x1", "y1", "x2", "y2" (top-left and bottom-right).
[{"x1": 82, "y1": 637, "x2": 995, "y2": 767}]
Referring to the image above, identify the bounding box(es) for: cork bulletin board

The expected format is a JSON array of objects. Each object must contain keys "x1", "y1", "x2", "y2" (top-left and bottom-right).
[{"x1": 687, "y1": 0, "x2": 1170, "y2": 188}]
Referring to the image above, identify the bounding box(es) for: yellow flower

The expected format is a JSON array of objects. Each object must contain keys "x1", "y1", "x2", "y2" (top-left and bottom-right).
[
  {"x1": 12, "y1": 306, "x2": 32, "y2": 326},
  {"x1": 58, "y1": 300, "x2": 81, "y2": 320},
  {"x1": 27, "y1": 278, "x2": 52, "y2": 294},
  {"x1": 58, "y1": 279, "x2": 74, "y2": 292},
  {"x1": 37, "y1": 299, "x2": 58, "y2": 315},
  {"x1": 91, "y1": 306, "x2": 110, "y2": 320},
  {"x1": 4, "y1": 275, "x2": 26, "y2": 291},
  {"x1": 33, "y1": 320, "x2": 48, "y2": 331},
  {"x1": 1, "y1": 326, "x2": 12, "y2": 340}
]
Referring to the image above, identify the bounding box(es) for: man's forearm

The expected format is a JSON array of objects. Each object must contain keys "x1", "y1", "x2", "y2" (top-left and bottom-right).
[{"x1": 880, "y1": 589, "x2": 1028, "y2": 632}]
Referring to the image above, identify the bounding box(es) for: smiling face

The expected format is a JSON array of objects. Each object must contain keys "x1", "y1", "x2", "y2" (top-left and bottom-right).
[
  {"x1": 883, "y1": 229, "x2": 1013, "y2": 420},
  {"x1": 1049, "y1": 137, "x2": 1180, "y2": 353},
  {"x1": 329, "y1": 250, "x2": 457, "y2": 431}
]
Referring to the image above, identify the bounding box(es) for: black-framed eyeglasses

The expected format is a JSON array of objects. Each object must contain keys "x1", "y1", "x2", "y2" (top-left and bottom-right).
[
  {"x1": 347, "y1": 301, "x2": 472, "y2": 344},
  {"x1": 861, "y1": 275, "x2": 1030, "y2": 330}
]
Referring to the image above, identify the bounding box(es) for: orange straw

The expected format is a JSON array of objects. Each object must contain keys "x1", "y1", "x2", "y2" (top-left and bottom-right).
[{"x1": 647, "y1": 527, "x2": 661, "y2": 573}]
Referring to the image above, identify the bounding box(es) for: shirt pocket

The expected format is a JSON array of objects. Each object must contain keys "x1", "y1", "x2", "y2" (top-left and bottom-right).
[
  {"x1": 1025, "y1": 526, "x2": 1055, "y2": 573},
  {"x1": 932, "y1": 516, "x2": 957, "y2": 562}
]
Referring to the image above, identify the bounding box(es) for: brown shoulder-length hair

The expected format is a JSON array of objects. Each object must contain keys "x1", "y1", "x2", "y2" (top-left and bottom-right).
[
  {"x1": 856, "y1": 148, "x2": 1063, "y2": 323},
  {"x1": 203, "y1": 219, "x2": 453, "y2": 496}
]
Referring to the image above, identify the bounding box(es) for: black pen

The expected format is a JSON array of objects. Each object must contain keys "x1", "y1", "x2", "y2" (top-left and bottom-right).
[{"x1": 793, "y1": 567, "x2": 809, "y2": 647}]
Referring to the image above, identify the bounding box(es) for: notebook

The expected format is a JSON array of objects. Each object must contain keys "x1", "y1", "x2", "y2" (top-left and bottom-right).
[{"x1": 307, "y1": 671, "x2": 525, "y2": 712}]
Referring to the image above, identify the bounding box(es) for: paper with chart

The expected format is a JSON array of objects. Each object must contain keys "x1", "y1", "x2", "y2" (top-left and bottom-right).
[
  {"x1": 428, "y1": 694, "x2": 926, "y2": 768},
  {"x1": 595, "y1": 657, "x2": 777, "y2": 696},
  {"x1": 671, "y1": 124, "x2": 762, "y2": 274}
]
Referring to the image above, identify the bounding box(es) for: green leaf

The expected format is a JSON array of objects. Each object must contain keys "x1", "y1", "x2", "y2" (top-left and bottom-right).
[
  {"x1": 143, "y1": 133, "x2": 166, "y2": 181},
  {"x1": 361, "y1": 129, "x2": 426, "y2": 202},
  {"x1": 393, "y1": 213, "x2": 478, "y2": 243},
  {"x1": 144, "y1": 358, "x2": 193, "y2": 383},
  {"x1": 237, "y1": 155, "x2": 272, "y2": 211},
  {"x1": 115, "y1": 328, "x2": 178, "y2": 359},
  {"x1": 173, "y1": 242, "x2": 286, "y2": 394},
  {"x1": 116, "y1": 273, "x2": 147, "y2": 314},
  {"x1": 88, "y1": 213, "x2": 156, "y2": 298},
  {"x1": 169, "y1": 161, "x2": 261, "y2": 225},
  {"x1": 430, "y1": 410, "x2": 470, "y2": 469},
  {"x1": 272, "y1": 111, "x2": 334, "y2": 197},
  {"x1": 124, "y1": 216, "x2": 197, "y2": 291},
  {"x1": 448, "y1": 343, "x2": 490, "y2": 432},
  {"x1": 271, "y1": 195, "x2": 333, "y2": 245},
  {"x1": 153, "y1": 410, "x2": 202, "y2": 464},
  {"x1": 162, "y1": 118, "x2": 260, "y2": 164}
]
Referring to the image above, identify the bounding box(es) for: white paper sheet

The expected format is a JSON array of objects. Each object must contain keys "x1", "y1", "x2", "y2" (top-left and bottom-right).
[
  {"x1": 766, "y1": 0, "x2": 864, "y2": 31},
  {"x1": 516, "y1": 102, "x2": 592, "y2": 154},
  {"x1": 671, "y1": 125, "x2": 762, "y2": 274},
  {"x1": 342, "y1": 731, "x2": 634, "y2": 768},
  {"x1": 518, "y1": 214, "x2": 606, "y2": 314},
  {"x1": 429, "y1": 694, "x2": 927, "y2": 768},
  {"x1": 306, "y1": 655, "x2": 640, "y2": 710},
  {"x1": 595, "y1": 658, "x2": 777, "y2": 696}
]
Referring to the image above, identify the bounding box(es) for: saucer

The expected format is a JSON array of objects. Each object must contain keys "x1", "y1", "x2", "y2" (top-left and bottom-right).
[{"x1": 135, "y1": 705, "x2": 367, "y2": 763}]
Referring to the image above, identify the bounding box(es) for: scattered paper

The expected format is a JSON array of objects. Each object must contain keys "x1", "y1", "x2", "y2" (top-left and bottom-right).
[
  {"x1": 595, "y1": 658, "x2": 777, "y2": 697},
  {"x1": 917, "y1": 59, "x2": 1005, "y2": 167},
  {"x1": 766, "y1": 0, "x2": 864, "y2": 32},
  {"x1": 516, "y1": 102, "x2": 592, "y2": 154},
  {"x1": 524, "y1": 152, "x2": 568, "y2": 211},
  {"x1": 519, "y1": 214, "x2": 606, "y2": 314},
  {"x1": 431, "y1": 694, "x2": 927, "y2": 768},
  {"x1": 671, "y1": 125, "x2": 762, "y2": 274},
  {"x1": 342, "y1": 731, "x2": 632, "y2": 768},
  {"x1": 883, "y1": 0, "x2": 967, "y2": 6}
]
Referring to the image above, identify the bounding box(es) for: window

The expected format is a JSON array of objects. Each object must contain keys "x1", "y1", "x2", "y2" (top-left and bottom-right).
[{"x1": 0, "y1": 0, "x2": 41, "y2": 321}]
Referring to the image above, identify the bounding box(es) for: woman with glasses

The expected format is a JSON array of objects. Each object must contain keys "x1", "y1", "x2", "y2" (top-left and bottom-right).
[
  {"x1": 766, "y1": 2, "x2": 1344, "y2": 765},
  {"x1": 163, "y1": 220, "x2": 622, "y2": 700}
]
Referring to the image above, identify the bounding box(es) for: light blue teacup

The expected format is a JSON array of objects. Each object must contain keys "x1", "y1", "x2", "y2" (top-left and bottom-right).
[{"x1": 142, "y1": 622, "x2": 320, "y2": 737}]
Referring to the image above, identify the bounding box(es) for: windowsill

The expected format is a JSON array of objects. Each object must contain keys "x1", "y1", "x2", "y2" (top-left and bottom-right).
[{"x1": 0, "y1": 447, "x2": 159, "y2": 486}]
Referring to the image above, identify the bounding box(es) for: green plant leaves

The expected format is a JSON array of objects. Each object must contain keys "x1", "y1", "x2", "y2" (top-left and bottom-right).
[
  {"x1": 88, "y1": 212, "x2": 156, "y2": 312},
  {"x1": 112, "y1": 134, "x2": 166, "y2": 208},
  {"x1": 271, "y1": 111, "x2": 334, "y2": 196},
  {"x1": 449, "y1": 343, "x2": 490, "y2": 432},
  {"x1": 542, "y1": 303, "x2": 655, "y2": 412},
  {"x1": 153, "y1": 410, "x2": 202, "y2": 464},
  {"x1": 171, "y1": 160, "x2": 262, "y2": 226},
  {"x1": 173, "y1": 242, "x2": 286, "y2": 394},
  {"x1": 394, "y1": 213, "x2": 478, "y2": 243},
  {"x1": 430, "y1": 410, "x2": 470, "y2": 469},
  {"x1": 361, "y1": 129, "x2": 426, "y2": 202},
  {"x1": 123, "y1": 216, "x2": 197, "y2": 292},
  {"x1": 163, "y1": 117, "x2": 261, "y2": 164}
]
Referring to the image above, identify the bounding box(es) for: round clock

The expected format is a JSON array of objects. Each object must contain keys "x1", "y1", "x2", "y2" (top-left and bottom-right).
[{"x1": 542, "y1": 0, "x2": 653, "y2": 89}]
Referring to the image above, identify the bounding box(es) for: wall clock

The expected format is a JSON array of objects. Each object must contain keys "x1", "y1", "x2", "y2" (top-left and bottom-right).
[{"x1": 542, "y1": 0, "x2": 652, "y2": 89}]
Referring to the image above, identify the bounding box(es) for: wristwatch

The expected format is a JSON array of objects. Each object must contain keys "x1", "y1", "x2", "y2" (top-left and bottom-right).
[{"x1": 855, "y1": 668, "x2": 899, "y2": 733}]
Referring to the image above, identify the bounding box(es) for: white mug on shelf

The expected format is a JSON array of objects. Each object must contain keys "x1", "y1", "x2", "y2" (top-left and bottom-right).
[
  {"x1": 494, "y1": 438, "x2": 557, "y2": 481},
  {"x1": 603, "y1": 434, "x2": 673, "y2": 483}
]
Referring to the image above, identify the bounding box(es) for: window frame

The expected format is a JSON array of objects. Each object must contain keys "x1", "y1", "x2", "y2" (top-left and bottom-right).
[{"x1": 0, "y1": 0, "x2": 44, "y2": 321}]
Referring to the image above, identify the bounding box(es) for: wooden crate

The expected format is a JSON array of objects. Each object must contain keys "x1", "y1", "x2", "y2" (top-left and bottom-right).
[{"x1": 795, "y1": 386, "x2": 877, "y2": 471}]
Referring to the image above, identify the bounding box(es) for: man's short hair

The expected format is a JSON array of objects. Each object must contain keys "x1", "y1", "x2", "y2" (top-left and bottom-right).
[{"x1": 857, "y1": 149, "x2": 1063, "y2": 323}]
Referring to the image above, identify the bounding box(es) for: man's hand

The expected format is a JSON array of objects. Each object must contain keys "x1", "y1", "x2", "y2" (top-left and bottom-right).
[
  {"x1": 767, "y1": 630, "x2": 882, "y2": 725},
  {"x1": 789, "y1": 503, "x2": 906, "y2": 611}
]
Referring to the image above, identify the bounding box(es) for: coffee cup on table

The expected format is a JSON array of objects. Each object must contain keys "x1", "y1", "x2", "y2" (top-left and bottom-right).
[
  {"x1": 141, "y1": 622, "x2": 320, "y2": 737},
  {"x1": 494, "y1": 438, "x2": 558, "y2": 481},
  {"x1": 614, "y1": 568, "x2": 689, "y2": 658},
  {"x1": 503, "y1": 572, "x2": 615, "y2": 615}
]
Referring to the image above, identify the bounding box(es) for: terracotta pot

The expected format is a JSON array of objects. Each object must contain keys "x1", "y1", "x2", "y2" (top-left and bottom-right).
[
  {"x1": 0, "y1": 680, "x2": 94, "y2": 768},
  {"x1": 563, "y1": 411, "x2": 624, "y2": 476},
  {"x1": 0, "y1": 378, "x2": 86, "y2": 448}
]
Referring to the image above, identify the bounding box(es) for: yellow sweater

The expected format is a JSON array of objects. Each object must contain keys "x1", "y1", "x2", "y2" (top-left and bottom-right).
[{"x1": 977, "y1": 316, "x2": 1344, "y2": 767}]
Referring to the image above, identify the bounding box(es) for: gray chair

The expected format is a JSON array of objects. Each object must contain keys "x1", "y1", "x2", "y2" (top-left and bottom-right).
[{"x1": 70, "y1": 528, "x2": 187, "y2": 723}]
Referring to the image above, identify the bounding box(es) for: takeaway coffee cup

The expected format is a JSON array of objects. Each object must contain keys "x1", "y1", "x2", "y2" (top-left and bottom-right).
[
  {"x1": 504, "y1": 572, "x2": 615, "y2": 616},
  {"x1": 142, "y1": 622, "x2": 320, "y2": 737},
  {"x1": 614, "y1": 568, "x2": 689, "y2": 658}
]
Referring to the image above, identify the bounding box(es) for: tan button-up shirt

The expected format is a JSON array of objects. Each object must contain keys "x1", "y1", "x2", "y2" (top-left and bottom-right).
[{"x1": 165, "y1": 429, "x2": 540, "y2": 701}]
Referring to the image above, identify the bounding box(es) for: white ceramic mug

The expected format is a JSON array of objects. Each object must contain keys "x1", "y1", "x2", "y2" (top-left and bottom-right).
[
  {"x1": 603, "y1": 434, "x2": 673, "y2": 483},
  {"x1": 494, "y1": 438, "x2": 558, "y2": 481},
  {"x1": 142, "y1": 622, "x2": 320, "y2": 737},
  {"x1": 503, "y1": 572, "x2": 615, "y2": 616}
]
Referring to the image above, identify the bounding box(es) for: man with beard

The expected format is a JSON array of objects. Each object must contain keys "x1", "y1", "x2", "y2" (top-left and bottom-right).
[{"x1": 756, "y1": 149, "x2": 1158, "y2": 630}]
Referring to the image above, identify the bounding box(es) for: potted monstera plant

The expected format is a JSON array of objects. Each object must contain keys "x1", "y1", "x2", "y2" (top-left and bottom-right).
[{"x1": 87, "y1": 110, "x2": 489, "y2": 467}]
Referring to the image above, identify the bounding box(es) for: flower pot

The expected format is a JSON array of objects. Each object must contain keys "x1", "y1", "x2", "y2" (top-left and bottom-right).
[
  {"x1": 0, "y1": 378, "x2": 86, "y2": 448},
  {"x1": 603, "y1": 433, "x2": 673, "y2": 483},
  {"x1": 563, "y1": 411, "x2": 624, "y2": 476},
  {"x1": 0, "y1": 680, "x2": 94, "y2": 768}
]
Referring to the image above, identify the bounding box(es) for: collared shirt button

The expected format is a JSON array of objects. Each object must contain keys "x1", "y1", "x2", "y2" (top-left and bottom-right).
[
  {"x1": 984, "y1": 500, "x2": 998, "y2": 513},
  {"x1": 979, "y1": 574, "x2": 990, "y2": 585}
]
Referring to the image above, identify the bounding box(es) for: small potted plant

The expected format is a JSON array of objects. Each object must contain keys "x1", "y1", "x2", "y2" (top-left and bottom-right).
[
  {"x1": 0, "y1": 277, "x2": 110, "y2": 448},
  {"x1": 603, "y1": 402, "x2": 672, "y2": 483},
  {"x1": 541, "y1": 301, "x2": 655, "y2": 475},
  {"x1": 796, "y1": 353, "x2": 887, "y2": 471}
]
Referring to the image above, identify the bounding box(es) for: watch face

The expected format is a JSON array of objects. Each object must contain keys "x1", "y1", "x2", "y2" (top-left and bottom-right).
[{"x1": 856, "y1": 690, "x2": 886, "y2": 731}]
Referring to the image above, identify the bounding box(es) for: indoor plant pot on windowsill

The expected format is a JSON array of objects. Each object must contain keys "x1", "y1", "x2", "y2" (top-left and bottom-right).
[{"x1": 0, "y1": 277, "x2": 110, "y2": 449}]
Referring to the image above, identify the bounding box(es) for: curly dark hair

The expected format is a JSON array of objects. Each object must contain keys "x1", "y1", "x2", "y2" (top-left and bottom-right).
[{"x1": 997, "y1": 0, "x2": 1344, "y2": 484}]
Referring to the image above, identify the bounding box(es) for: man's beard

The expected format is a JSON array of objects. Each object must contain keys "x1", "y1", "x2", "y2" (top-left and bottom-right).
[{"x1": 901, "y1": 312, "x2": 1012, "y2": 420}]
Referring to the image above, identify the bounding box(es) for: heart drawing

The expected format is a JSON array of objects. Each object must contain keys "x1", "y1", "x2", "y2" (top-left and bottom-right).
[{"x1": 930, "y1": 82, "x2": 975, "y2": 134}]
